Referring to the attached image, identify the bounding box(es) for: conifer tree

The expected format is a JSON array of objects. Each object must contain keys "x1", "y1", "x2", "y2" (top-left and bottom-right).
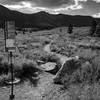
[
  {"x1": 90, "y1": 19, "x2": 97, "y2": 36},
  {"x1": 68, "y1": 24, "x2": 73, "y2": 34},
  {"x1": 95, "y1": 23, "x2": 100, "y2": 37}
]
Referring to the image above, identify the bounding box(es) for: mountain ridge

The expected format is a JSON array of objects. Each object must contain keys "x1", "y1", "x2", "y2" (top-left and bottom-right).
[{"x1": 0, "y1": 5, "x2": 100, "y2": 29}]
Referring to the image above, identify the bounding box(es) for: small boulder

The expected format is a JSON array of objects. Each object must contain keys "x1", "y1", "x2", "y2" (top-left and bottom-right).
[
  {"x1": 40, "y1": 62, "x2": 57, "y2": 71},
  {"x1": 36, "y1": 60, "x2": 45, "y2": 65},
  {"x1": 53, "y1": 56, "x2": 80, "y2": 84},
  {"x1": 40, "y1": 62, "x2": 59, "y2": 74}
]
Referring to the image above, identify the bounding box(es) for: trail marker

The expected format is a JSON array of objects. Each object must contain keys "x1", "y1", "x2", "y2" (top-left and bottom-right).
[
  {"x1": 4, "y1": 21, "x2": 15, "y2": 52},
  {"x1": 4, "y1": 21, "x2": 16, "y2": 100}
]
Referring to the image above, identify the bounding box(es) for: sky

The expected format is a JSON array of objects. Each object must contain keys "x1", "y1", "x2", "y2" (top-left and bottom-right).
[{"x1": 0, "y1": 0, "x2": 100, "y2": 17}]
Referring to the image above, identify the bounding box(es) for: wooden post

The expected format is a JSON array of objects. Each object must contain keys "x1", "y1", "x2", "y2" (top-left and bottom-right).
[{"x1": 9, "y1": 52, "x2": 15, "y2": 100}]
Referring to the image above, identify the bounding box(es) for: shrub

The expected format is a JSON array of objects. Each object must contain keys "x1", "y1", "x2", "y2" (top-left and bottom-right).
[
  {"x1": 68, "y1": 24, "x2": 73, "y2": 34},
  {"x1": 89, "y1": 19, "x2": 97, "y2": 36},
  {"x1": 44, "y1": 41, "x2": 50, "y2": 45},
  {"x1": 0, "y1": 61, "x2": 41, "y2": 86},
  {"x1": 50, "y1": 44, "x2": 59, "y2": 53},
  {"x1": 95, "y1": 23, "x2": 100, "y2": 37},
  {"x1": 0, "y1": 73, "x2": 11, "y2": 86},
  {"x1": 14, "y1": 63, "x2": 41, "y2": 85},
  {"x1": 0, "y1": 62, "x2": 9, "y2": 75},
  {"x1": 60, "y1": 57, "x2": 100, "y2": 89},
  {"x1": 0, "y1": 56, "x2": 3, "y2": 62}
]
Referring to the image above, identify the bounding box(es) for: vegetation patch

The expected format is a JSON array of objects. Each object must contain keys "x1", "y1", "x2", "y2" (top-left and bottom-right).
[
  {"x1": 0, "y1": 60, "x2": 41, "y2": 87},
  {"x1": 54, "y1": 56, "x2": 100, "y2": 90}
]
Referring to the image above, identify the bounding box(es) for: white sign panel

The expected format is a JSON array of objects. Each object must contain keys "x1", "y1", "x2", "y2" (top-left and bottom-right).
[{"x1": 6, "y1": 39, "x2": 15, "y2": 48}]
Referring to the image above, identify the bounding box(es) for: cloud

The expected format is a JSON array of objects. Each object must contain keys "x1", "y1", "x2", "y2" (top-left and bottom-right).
[
  {"x1": 4, "y1": 1, "x2": 33, "y2": 9},
  {"x1": 1, "y1": 0, "x2": 73, "y2": 8},
  {"x1": 2, "y1": 0, "x2": 87, "y2": 14},
  {"x1": 92, "y1": 0, "x2": 100, "y2": 3},
  {"x1": 92, "y1": 13, "x2": 100, "y2": 18},
  {"x1": 3, "y1": 0, "x2": 100, "y2": 18},
  {"x1": 2, "y1": 0, "x2": 87, "y2": 8},
  {"x1": 31, "y1": 0, "x2": 72, "y2": 8}
]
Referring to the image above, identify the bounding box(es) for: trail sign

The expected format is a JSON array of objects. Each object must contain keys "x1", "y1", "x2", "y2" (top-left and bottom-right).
[
  {"x1": 6, "y1": 39, "x2": 15, "y2": 52},
  {"x1": 5, "y1": 21, "x2": 15, "y2": 39},
  {"x1": 4, "y1": 21, "x2": 16, "y2": 52},
  {"x1": 4, "y1": 22, "x2": 16, "y2": 100},
  {"x1": 6, "y1": 39, "x2": 15, "y2": 48}
]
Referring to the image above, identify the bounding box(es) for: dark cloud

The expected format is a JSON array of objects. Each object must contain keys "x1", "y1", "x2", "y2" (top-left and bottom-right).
[
  {"x1": 0, "y1": 0, "x2": 86, "y2": 14},
  {"x1": 82, "y1": 0, "x2": 100, "y2": 14},
  {"x1": 0, "y1": 0, "x2": 74, "y2": 8},
  {"x1": 0, "y1": 0, "x2": 100, "y2": 17},
  {"x1": 0, "y1": 0, "x2": 19, "y2": 5},
  {"x1": 31, "y1": 0, "x2": 74, "y2": 8}
]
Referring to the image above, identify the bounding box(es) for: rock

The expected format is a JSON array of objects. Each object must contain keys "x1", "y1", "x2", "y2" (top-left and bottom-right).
[
  {"x1": 53, "y1": 56, "x2": 80, "y2": 84},
  {"x1": 5, "y1": 78, "x2": 20, "y2": 85},
  {"x1": 36, "y1": 60, "x2": 45, "y2": 65},
  {"x1": 40, "y1": 62, "x2": 57, "y2": 71}
]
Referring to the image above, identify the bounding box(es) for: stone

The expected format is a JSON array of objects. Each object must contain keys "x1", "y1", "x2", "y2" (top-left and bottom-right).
[
  {"x1": 40, "y1": 62, "x2": 57, "y2": 71},
  {"x1": 53, "y1": 56, "x2": 80, "y2": 84}
]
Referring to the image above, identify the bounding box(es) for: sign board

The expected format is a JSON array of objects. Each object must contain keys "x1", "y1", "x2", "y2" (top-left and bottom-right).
[
  {"x1": 6, "y1": 39, "x2": 15, "y2": 48},
  {"x1": 4, "y1": 21, "x2": 16, "y2": 52},
  {"x1": 5, "y1": 21, "x2": 15, "y2": 39},
  {"x1": 6, "y1": 39, "x2": 15, "y2": 52}
]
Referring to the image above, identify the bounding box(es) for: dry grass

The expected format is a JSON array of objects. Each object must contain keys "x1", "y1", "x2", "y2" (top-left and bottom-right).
[
  {"x1": 54, "y1": 56, "x2": 100, "y2": 90},
  {"x1": 0, "y1": 27, "x2": 100, "y2": 100},
  {"x1": 0, "y1": 73, "x2": 11, "y2": 86},
  {"x1": 60, "y1": 83, "x2": 100, "y2": 100},
  {"x1": 0, "y1": 60, "x2": 41, "y2": 87},
  {"x1": 51, "y1": 28, "x2": 100, "y2": 90}
]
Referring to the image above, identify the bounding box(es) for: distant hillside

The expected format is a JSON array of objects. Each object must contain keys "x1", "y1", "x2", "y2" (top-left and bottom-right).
[{"x1": 0, "y1": 5, "x2": 100, "y2": 29}]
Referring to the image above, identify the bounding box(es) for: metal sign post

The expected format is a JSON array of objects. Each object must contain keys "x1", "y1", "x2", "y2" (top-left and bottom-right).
[
  {"x1": 9, "y1": 51, "x2": 15, "y2": 100},
  {"x1": 4, "y1": 21, "x2": 16, "y2": 100}
]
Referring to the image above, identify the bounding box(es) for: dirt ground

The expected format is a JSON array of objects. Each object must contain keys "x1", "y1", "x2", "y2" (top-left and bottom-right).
[{"x1": 0, "y1": 72, "x2": 63, "y2": 100}]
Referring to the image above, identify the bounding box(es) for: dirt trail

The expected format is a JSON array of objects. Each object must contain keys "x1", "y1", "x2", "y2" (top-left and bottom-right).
[
  {"x1": 0, "y1": 43, "x2": 68, "y2": 100},
  {"x1": 23, "y1": 72, "x2": 55, "y2": 100},
  {"x1": 21, "y1": 43, "x2": 69, "y2": 100},
  {"x1": 0, "y1": 72, "x2": 61, "y2": 100},
  {"x1": 44, "y1": 44, "x2": 52, "y2": 54}
]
